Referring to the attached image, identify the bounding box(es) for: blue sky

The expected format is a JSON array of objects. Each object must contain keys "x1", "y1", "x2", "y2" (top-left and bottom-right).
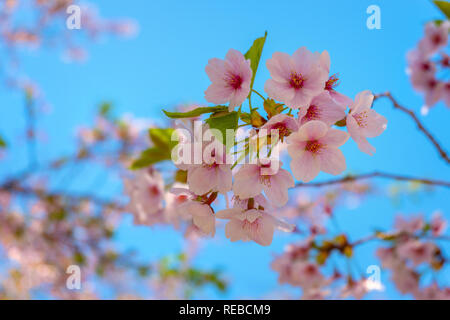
[{"x1": 1, "y1": 0, "x2": 450, "y2": 299}]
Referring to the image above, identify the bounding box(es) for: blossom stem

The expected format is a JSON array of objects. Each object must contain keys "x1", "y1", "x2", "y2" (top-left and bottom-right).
[
  {"x1": 374, "y1": 92, "x2": 450, "y2": 164},
  {"x1": 294, "y1": 171, "x2": 450, "y2": 188},
  {"x1": 251, "y1": 89, "x2": 267, "y2": 102}
]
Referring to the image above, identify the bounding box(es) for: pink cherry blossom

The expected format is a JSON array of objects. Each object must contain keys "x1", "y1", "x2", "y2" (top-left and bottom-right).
[
  {"x1": 397, "y1": 240, "x2": 435, "y2": 266},
  {"x1": 394, "y1": 214, "x2": 424, "y2": 233},
  {"x1": 231, "y1": 194, "x2": 269, "y2": 210},
  {"x1": 170, "y1": 188, "x2": 216, "y2": 236},
  {"x1": 181, "y1": 201, "x2": 216, "y2": 236},
  {"x1": 298, "y1": 91, "x2": 346, "y2": 126},
  {"x1": 287, "y1": 120, "x2": 349, "y2": 182},
  {"x1": 407, "y1": 49, "x2": 436, "y2": 83},
  {"x1": 290, "y1": 261, "x2": 325, "y2": 289},
  {"x1": 418, "y1": 21, "x2": 450, "y2": 57},
  {"x1": 392, "y1": 267, "x2": 419, "y2": 295},
  {"x1": 411, "y1": 73, "x2": 444, "y2": 108},
  {"x1": 216, "y1": 207, "x2": 294, "y2": 246},
  {"x1": 346, "y1": 90, "x2": 387, "y2": 155},
  {"x1": 232, "y1": 160, "x2": 294, "y2": 207},
  {"x1": 264, "y1": 47, "x2": 328, "y2": 109},
  {"x1": 204, "y1": 48, "x2": 252, "y2": 111},
  {"x1": 260, "y1": 113, "x2": 299, "y2": 141},
  {"x1": 414, "y1": 283, "x2": 448, "y2": 300},
  {"x1": 376, "y1": 247, "x2": 398, "y2": 269},
  {"x1": 430, "y1": 212, "x2": 447, "y2": 236},
  {"x1": 320, "y1": 51, "x2": 353, "y2": 107},
  {"x1": 301, "y1": 288, "x2": 329, "y2": 300},
  {"x1": 340, "y1": 279, "x2": 371, "y2": 300},
  {"x1": 186, "y1": 141, "x2": 232, "y2": 195},
  {"x1": 271, "y1": 241, "x2": 312, "y2": 285},
  {"x1": 123, "y1": 168, "x2": 165, "y2": 225}
]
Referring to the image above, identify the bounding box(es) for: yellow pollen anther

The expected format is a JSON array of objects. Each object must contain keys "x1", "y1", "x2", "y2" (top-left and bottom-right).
[
  {"x1": 305, "y1": 105, "x2": 320, "y2": 121},
  {"x1": 289, "y1": 72, "x2": 305, "y2": 89},
  {"x1": 259, "y1": 175, "x2": 271, "y2": 187},
  {"x1": 305, "y1": 140, "x2": 322, "y2": 154},
  {"x1": 353, "y1": 111, "x2": 369, "y2": 128}
]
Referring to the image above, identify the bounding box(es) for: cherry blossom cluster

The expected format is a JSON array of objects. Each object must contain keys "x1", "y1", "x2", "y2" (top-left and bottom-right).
[
  {"x1": 376, "y1": 213, "x2": 449, "y2": 299},
  {"x1": 134, "y1": 43, "x2": 388, "y2": 246},
  {"x1": 407, "y1": 20, "x2": 450, "y2": 113},
  {"x1": 271, "y1": 212, "x2": 449, "y2": 299}
]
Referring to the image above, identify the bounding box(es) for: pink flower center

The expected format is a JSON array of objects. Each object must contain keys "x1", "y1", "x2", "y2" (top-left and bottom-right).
[
  {"x1": 426, "y1": 78, "x2": 438, "y2": 89},
  {"x1": 353, "y1": 111, "x2": 369, "y2": 128},
  {"x1": 432, "y1": 34, "x2": 443, "y2": 46},
  {"x1": 305, "y1": 140, "x2": 323, "y2": 154},
  {"x1": 412, "y1": 245, "x2": 425, "y2": 256},
  {"x1": 226, "y1": 73, "x2": 243, "y2": 90},
  {"x1": 304, "y1": 105, "x2": 320, "y2": 121},
  {"x1": 289, "y1": 72, "x2": 305, "y2": 89},
  {"x1": 148, "y1": 185, "x2": 161, "y2": 197},
  {"x1": 259, "y1": 175, "x2": 271, "y2": 187},
  {"x1": 270, "y1": 122, "x2": 291, "y2": 138},
  {"x1": 325, "y1": 74, "x2": 339, "y2": 91},
  {"x1": 305, "y1": 264, "x2": 318, "y2": 276},
  {"x1": 176, "y1": 195, "x2": 188, "y2": 204},
  {"x1": 421, "y1": 62, "x2": 432, "y2": 72}
]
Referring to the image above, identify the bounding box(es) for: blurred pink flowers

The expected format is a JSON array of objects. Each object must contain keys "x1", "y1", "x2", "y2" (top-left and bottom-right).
[
  {"x1": 123, "y1": 168, "x2": 164, "y2": 225},
  {"x1": 216, "y1": 207, "x2": 294, "y2": 246},
  {"x1": 407, "y1": 21, "x2": 450, "y2": 110}
]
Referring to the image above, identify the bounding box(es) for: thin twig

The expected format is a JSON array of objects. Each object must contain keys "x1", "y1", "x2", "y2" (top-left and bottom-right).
[
  {"x1": 374, "y1": 92, "x2": 450, "y2": 164},
  {"x1": 351, "y1": 232, "x2": 450, "y2": 247},
  {"x1": 0, "y1": 183, "x2": 125, "y2": 210},
  {"x1": 295, "y1": 171, "x2": 450, "y2": 188}
]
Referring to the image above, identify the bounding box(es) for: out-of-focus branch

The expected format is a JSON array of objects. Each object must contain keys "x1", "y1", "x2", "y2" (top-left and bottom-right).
[
  {"x1": 295, "y1": 171, "x2": 450, "y2": 188},
  {"x1": 0, "y1": 183, "x2": 125, "y2": 211},
  {"x1": 351, "y1": 232, "x2": 450, "y2": 247},
  {"x1": 374, "y1": 92, "x2": 450, "y2": 164}
]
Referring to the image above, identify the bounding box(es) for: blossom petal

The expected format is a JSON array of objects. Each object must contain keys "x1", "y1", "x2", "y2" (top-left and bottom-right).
[
  {"x1": 290, "y1": 151, "x2": 321, "y2": 182},
  {"x1": 187, "y1": 166, "x2": 217, "y2": 195},
  {"x1": 321, "y1": 128, "x2": 349, "y2": 147},
  {"x1": 298, "y1": 120, "x2": 328, "y2": 140},
  {"x1": 318, "y1": 147, "x2": 346, "y2": 175},
  {"x1": 350, "y1": 90, "x2": 373, "y2": 113}
]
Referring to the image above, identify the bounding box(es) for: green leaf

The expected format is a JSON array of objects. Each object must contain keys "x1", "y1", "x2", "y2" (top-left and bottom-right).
[
  {"x1": 334, "y1": 118, "x2": 347, "y2": 127},
  {"x1": 131, "y1": 128, "x2": 179, "y2": 169},
  {"x1": 163, "y1": 106, "x2": 228, "y2": 119},
  {"x1": 434, "y1": 0, "x2": 450, "y2": 19},
  {"x1": 239, "y1": 112, "x2": 252, "y2": 124},
  {"x1": 99, "y1": 102, "x2": 113, "y2": 117},
  {"x1": 0, "y1": 136, "x2": 6, "y2": 148},
  {"x1": 205, "y1": 111, "x2": 239, "y2": 145},
  {"x1": 245, "y1": 31, "x2": 268, "y2": 95},
  {"x1": 149, "y1": 128, "x2": 177, "y2": 151},
  {"x1": 130, "y1": 147, "x2": 172, "y2": 169}
]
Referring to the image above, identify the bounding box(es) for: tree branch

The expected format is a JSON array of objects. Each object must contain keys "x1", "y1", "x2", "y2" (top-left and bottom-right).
[
  {"x1": 374, "y1": 92, "x2": 450, "y2": 164},
  {"x1": 295, "y1": 171, "x2": 450, "y2": 188}
]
